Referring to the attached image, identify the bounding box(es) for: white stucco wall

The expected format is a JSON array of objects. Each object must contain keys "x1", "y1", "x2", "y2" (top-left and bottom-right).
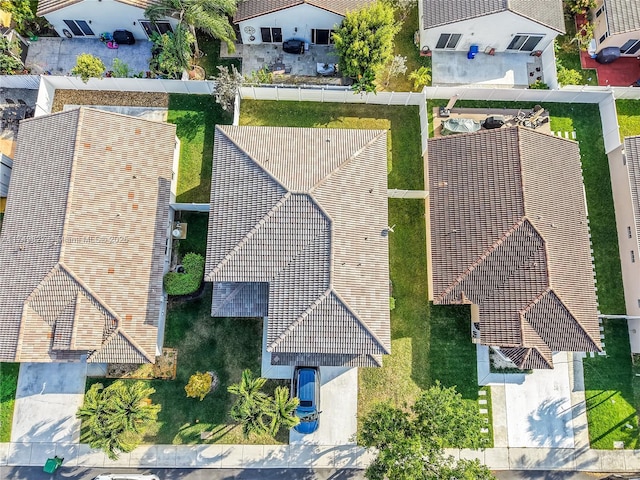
[
  {"x1": 43, "y1": 0, "x2": 178, "y2": 41},
  {"x1": 236, "y1": 3, "x2": 343, "y2": 45},
  {"x1": 420, "y1": 11, "x2": 559, "y2": 54}
]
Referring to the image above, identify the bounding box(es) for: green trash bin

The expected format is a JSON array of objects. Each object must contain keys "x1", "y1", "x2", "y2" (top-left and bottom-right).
[{"x1": 43, "y1": 456, "x2": 63, "y2": 473}]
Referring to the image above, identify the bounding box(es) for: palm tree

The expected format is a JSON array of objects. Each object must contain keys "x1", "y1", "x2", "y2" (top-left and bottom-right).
[
  {"x1": 77, "y1": 381, "x2": 160, "y2": 460},
  {"x1": 227, "y1": 369, "x2": 270, "y2": 438},
  {"x1": 145, "y1": 0, "x2": 238, "y2": 56},
  {"x1": 265, "y1": 386, "x2": 299, "y2": 436}
]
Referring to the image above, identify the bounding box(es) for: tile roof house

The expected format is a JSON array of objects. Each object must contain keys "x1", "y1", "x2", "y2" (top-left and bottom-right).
[
  {"x1": 234, "y1": 0, "x2": 372, "y2": 46},
  {"x1": 608, "y1": 138, "x2": 640, "y2": 351},
  {"x1": 427, "y1": 127, "x2": 601, "y2": 369},
  {"x1": 591, "y1": 0, "x2": 640, "y2": 57},
  {"x1": 36, "y1": 0, "x2": 178, "y2": 41},
  {"x1": 205, "y1": 125, "x2": 390, "y2": 368},
  {"x1": 0, "y1": 108, "x2": 178, "y2": 363},
  {"x1": 418, "y1": 0, "x2": 565, "y2": 55}
]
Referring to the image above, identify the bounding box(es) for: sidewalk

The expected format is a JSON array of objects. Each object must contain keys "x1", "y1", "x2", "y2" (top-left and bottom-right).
[{"x1": 2, "y1": 442, "x2": 640, "y2": 472}]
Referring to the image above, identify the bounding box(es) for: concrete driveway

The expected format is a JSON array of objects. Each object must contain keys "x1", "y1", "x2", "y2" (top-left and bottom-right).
[
  {"x1": 290, "y1": 367, "x2": 358, "y2": 446},
  {"x1": 11, "y1": 362, "x2": 87, "y2": 443}
]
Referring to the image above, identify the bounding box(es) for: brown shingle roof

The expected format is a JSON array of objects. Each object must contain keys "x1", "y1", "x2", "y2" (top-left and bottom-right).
[
  {"x1": 0, "y1": 108, "x2": 176, "y2": 363},
  {"x1": 428, "y1": 127, "x2": 600, "y2": 369},
  {"x1": 421, "y1": 0, "x2": 565, "y2": 33},
  {"x1": 37, "y1": 0, "x2": 160, "y2": 16},
  {"x1": 206, "y1": 125, "x2": 390, "y2": 368},
  {"x1": 234, "y1": 0, "x2": 373, "y2": 23}
]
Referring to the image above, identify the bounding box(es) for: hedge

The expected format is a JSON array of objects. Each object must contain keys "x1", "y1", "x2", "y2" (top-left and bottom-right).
[{"x1": 164, "y1": 253, "x2": 205, "y2": 295}]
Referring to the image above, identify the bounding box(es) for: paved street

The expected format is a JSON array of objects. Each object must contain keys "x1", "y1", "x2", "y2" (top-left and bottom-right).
[{"x1": 0, "y1": 466, "x2": 365, "y2": 479}]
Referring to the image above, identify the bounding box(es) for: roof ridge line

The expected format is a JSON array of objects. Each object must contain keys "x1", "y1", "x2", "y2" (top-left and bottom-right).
[
  {"x1": 308, "y1": 130, "x2": 386, "y2": 194},
  {"x1": 216, "y1": 125, "x2": 290, "y2": 193},
  {"x1": 206, "y1": 192, "x2": 292, "y2": 280},
  {"x1": 331, "y1": 288, "x2": 390, "y2": 353},
  {"x1": 268, "y1": 289, "x2": 332, "y2": 351},
  {"x1": 524, "y1": 288, "x2": 602, "y2": 352},
  {"x1": 59, "y1": 107, "x2": 83, "y2": 262},
  {"x1": 437, "y1": 217, "x2": 526, "y2": 301},
  {"x1": 86, "y1": 327, "x2": 155, "y2": 363},
  {"x1": 57, "y1": 261, "x2": 122, "y2": 323},
  {"x1": 23, "y1": 264, "x2": 63, "y2": 304}
]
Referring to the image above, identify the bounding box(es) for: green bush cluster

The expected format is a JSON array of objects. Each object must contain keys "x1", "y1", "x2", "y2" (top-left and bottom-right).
[{"x1": 164, "y1": 252, "x2": 205, "y2": 295}]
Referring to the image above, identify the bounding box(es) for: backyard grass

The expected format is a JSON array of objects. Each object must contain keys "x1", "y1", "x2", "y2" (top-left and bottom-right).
[
  {"x1": 382, "y1": 5, "x2": 431, "y2": 92},
  {"x1": 86, "y1": 286, "x2": 287, "y2": 445},
  {"x1": 583, "y1": 319, "x2": 639, "y2": 449},
  {"x1": 167, "y1": 94, "x2": 233, "y2": 203},
  {"x1": 0, "y1": 363, "x2": 19, "y2": 442},
  {"x1": 555, "y1": 13, "x2": 598, "y2": 86},
  {"x1": 175, "y1": 211, "x2": 208, "y2": 258},
  {"x1": 194, "y1": 34, "x2": 241, "y2": 79},
  {"x1": 239, "y1": 100, "x2": 423, "y2": 190},
  {"x1": 615, "y1": 100, "x2": 640, "y2": 138}
]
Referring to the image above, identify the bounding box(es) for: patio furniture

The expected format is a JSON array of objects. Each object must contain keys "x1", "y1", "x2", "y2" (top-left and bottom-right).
[
  {"x1": 5, "y1": 99, "x2": 15, "y2": 104},
  {"x1": 442, "y1": 118, "x2": 482, "y2": 135},
  {"x1": 283, "y1": 39, "x2": 304, "y2": 54},
  {"x1": 113, "y1": 30, "x2": 135, "y2": 45},
  {"x1": 269, "y1": 62, "x2": 286, "y2": 74},
  {"x1": 17, "y1": 99, "x2": 26, "y2": 105},
  {"x1": 596, "y1": 47, "x2": 620, "y2": 64},
  {"x1": 316, "y1": 63, "x2": 336, "y2": 76},
  {"x1": 439, "y1": 95, "x2": 459, "y2": 117},
  {"x1": 467, "y1": 44, "x2": 479, "y2": 59}
]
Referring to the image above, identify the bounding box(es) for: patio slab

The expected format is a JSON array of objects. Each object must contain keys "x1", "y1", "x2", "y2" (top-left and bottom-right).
[
  {"x1": 26, "y1": 37, "x2": 152, "y2": 76},
  {"x1": 432, "y1": 50, "x2": 542, "y2": 87}
]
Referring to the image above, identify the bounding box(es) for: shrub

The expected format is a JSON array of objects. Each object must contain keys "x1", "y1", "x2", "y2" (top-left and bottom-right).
[
  {"x1": 529, "y1": 80, "x2": 549, "y2": 89},
  {"x1": 71, "y1": 53, "x2": 106, "y2": 82},
  {"x1": 557, "y1": 66, "x2": 584, "y2": 86},
  {"x1": 163, "y1": 252, "x2": 204, "y2": 295},
  {"x1": 185, "y1": 371, "x2": 213, "y2": 401},
  {"x1": 408, "y1": 66, "x2": 432, "y2": 90},
  {"x1": 389, "y1": 297, "x2": 396, "y2": 310},
  {"x1": 111, "y1": 58, "x2": 131, "y2": 78}
]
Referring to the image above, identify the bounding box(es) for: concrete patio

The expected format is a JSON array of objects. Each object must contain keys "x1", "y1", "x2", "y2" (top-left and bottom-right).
[
  {"x1": 221, "y1": 42, "x2": 341, "y2": 81},
  {"x1": 25, "y1": 37, "x2": 153, "y2": 76},
  {"x1": 432, "y1": 51, "x2": 544, "y2": 88}
]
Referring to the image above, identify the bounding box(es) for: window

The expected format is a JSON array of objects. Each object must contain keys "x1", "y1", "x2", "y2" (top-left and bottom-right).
[
  {"x1": 312, "y1": 29, "x2": 333, "y2": 45},
  {"x1": 596, "y1": 6, "x2": 604, "y2": 17},
  {"x1": 63, "y1": 19, "x2": 94, "y2": 36},
  {"x1": 629, "y1": 226, "x2": 633, "y2": 239},
  {"x1": 140, "y1": 20, "x2": 173, "y2": 38},
  {"x1": 621, "y1": 39, "x2": 640, "y2": 54},
  {"x1": 599, "y1": 32, "x2": 609, "y2": 43},
  {"x1": 435, "y1": 33, "x2": 461, "y2": 49},
  {"x1": 260, "y1": 27, "x2": 282, "y2": 43},
  {"x1": 632, "y1": 250, "x2": 636, "y2": 263},
  {"x1": 507, "y1": 34, "x2": 543, "y2": 51},
  {"x1": 638, "y1": 299, "x2": 640, "y2": 308}
]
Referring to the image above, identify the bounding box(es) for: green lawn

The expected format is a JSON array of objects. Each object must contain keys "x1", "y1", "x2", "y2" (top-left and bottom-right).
[
  {"x1": 240, "y1": 100, "x2": 490, "y2": 443},
  {"x1": 382, "y1": 5, "x2": 431, "y2": 92},
  {"x1": 583, "y1": 319, "x2": 639, "y2": 449},
  {"x1": 616, "y1": 100, "x2": 640, "y2": 139},
  {"x1": 176, "y1": 211, "x2": 209, "y2": 258},
  {"x1": 86, "y1": 286, "x2": 286, "y2": 445},
  {"x1": 555, "y1": 14, "x2": 598, "y2": 86},
  {"x1": 239, "y1": 100, "x2": 423, "y2": 190},
  {"x1": 168, "y1": 94, "x2": 233, "y2": 203},
  {"x1": 0, "y1": 363, "x2": 19, "y2": 442},
  {"x1": 195, "y1": 34, "x2": 241, "y2": 79}
]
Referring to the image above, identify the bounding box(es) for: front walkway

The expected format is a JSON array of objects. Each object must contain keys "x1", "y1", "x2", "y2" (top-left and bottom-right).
[
  {"x1": 11, "y1": 362, "x2": 87, "y2": 444},
  {"x1": 25, "y1": 37, "x2": 153, "y2": 76}
]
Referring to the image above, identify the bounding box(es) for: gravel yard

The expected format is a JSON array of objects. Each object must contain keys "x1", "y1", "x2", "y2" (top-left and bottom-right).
[{"x1": 52, "y1": 90, "x2": 169, "y2": 113}]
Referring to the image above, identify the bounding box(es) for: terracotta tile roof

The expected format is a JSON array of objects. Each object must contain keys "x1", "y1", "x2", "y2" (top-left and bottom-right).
[
  {"x1": 0, "y1": 108, "x2": 176, "y2": 363},
  {"x1": 206, "y1": 125, "x2": 390, "y2": 368},
  {"x1": 37, "y1": 0, "x2": 161, "y2": 16},
  {"x1": 428, "y1": 127, "x2": 600, "y2": 369},
  {"x1": 602, "y1": 0, "x2": 640, "y2": 34},
  {"x1": 234, "y1": 0, "x2": 373, "y2": 23},
  {"x1": 623, "y1": 136, "x2": 640, "y2": 247},
  {"x1": 421, "y1": 0, "x2": 565, "y2": 33}
]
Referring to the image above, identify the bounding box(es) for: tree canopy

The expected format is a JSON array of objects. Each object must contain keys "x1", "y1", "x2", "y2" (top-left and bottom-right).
[
  {"x1": 77, "y1": 381, "x2": 160, "y2": 460},
  {"x1": 332, "y1": 1, "x2": 400, "y2": 92},
  {"x1": 358, "y1": 382, "x2": 494, "y2": 480}
]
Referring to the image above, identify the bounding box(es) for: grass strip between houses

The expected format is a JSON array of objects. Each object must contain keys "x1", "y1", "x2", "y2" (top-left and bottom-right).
[{"x1": 0, "y1": 363, "x2": 19, "y2": 442}]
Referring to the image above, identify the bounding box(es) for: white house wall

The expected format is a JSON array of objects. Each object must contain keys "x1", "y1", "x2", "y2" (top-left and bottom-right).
[
  {"x1": 420, "y1": 11, "x2": 559, "y2": 54},
  {"x1": 43, "y1": 0, "x2": 178, "y2": 41},
  {"x1": 237, "y1": 4, "x2": 343, "y2": 45}
]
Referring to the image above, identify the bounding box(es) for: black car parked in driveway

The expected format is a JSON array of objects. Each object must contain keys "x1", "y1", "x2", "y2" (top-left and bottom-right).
[{"x1": 283, "y1": 39, "x2": 304, "y2": 54}]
